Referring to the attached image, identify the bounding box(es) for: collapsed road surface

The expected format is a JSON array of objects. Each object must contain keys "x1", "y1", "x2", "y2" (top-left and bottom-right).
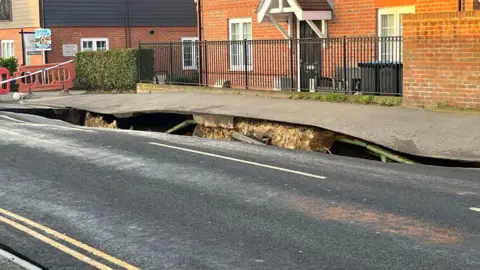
[
  {"x1": 0, "y1": 111, "x2": 479, "y2": 270},
  {"x1": 19, "y1": 92, "x2": 480, "y2": 162}
]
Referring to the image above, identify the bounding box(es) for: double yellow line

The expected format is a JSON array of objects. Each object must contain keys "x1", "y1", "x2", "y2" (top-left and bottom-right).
[{"x1": 0, "y1": 207, "x2": 140, "y2": 270}]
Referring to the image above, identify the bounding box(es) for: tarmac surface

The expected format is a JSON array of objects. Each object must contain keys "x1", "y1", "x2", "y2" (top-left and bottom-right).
[{"x1": 0, "y1": 111, "x2": 479, "y2": 269}]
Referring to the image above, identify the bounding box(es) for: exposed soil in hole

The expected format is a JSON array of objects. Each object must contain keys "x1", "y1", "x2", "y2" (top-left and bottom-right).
[
  {"x1": 198, "y1": 118, "x2": 337, "y2": 153},
  {"x1": 85, "y1": 112, "x2": 118, "y2": 129},
  {"x1": 3, "y1": 107, "x2": 478, "y2": 168}
]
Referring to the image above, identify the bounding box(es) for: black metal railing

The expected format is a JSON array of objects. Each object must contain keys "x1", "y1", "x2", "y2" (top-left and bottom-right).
[{"x1": 139, "y1": 36, "x2": 403, "y2": 96}]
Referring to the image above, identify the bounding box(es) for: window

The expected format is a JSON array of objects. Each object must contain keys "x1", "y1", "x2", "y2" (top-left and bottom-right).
[
  {"x1": 181, "y1": 37, "x2": 198, "y2": 70},
  {"x1": 229, "y1": 18, "x2": 253, "y2": 71},
  {"x1": 0, "y1": 0, "x2": 12, "y2": 21},
  {"x1": 80, "y1": 38, "x2": 109, "y2": 52},
  {"x1": 377, "y1": 6, "x2": 414, "y2": 61},
  {"x1": 1, "y1": 40, "x2": 14, "y2": 58}
]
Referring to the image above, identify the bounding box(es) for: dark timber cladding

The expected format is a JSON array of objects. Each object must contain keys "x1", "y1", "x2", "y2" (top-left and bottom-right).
[
  {"x1": 42, "y1": 0, "x2": 197, "y2": 27},
  {"x1": 296, "y1": 0, "x2": 332, "y2": 11}
]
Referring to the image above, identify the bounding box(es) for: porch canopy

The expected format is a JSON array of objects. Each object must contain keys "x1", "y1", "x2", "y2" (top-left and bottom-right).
[{"x1": 257, "y1": 0, "x2": 332, "y2": 38}]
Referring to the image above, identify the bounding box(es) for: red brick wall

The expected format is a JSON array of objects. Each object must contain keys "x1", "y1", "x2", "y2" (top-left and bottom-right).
[
  {"x1": 328, "y1": 0, "x2": 377, "y2": 37},
  {"x1": 0, "y1": 27, "x2": 44, "y2": 66},
  {"x1": 201, "y1": 0, "x2": 379, "y2": 39},
  {"x1": 324, "y1": 0, "x2": 459, "y2": 37},
  {"x1": 376, "y1": 0, "x2": 416, "y2": 7},
  {"x1": 403, "y1": 11, "x2": 480, "y2": 108},
  {"x1": 201, "y1": 0, "x2": 466, "y2": 40},
  {"x1": 415, "y1": 0, "x2": 458, "y2": 12},
  {"x1": 47, "y1": 26, "x2": 197, "y2": 63},
  {"x1": 201, "y1": 0, "x2": 289, "y2": 40},
  {"x1": 201, "y1": 0, "x2": 428, "y2": 40}
]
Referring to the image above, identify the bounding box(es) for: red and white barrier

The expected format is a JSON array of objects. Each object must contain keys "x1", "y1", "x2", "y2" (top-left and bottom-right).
[
  {"x1": 0, "y1": 67, "x2": 11, "y2": 95},
  {"x1": 0, "y1": 60, "x2": 75, "y2": 95}
]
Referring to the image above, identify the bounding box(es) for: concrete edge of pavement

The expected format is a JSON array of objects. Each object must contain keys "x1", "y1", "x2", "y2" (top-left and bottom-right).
[
  {"x1": 15, "y1": 92, "x2": 480, "y2": 163},
  {"x1": 0, "y1": 245, "x2": 43, "y2": 270}
]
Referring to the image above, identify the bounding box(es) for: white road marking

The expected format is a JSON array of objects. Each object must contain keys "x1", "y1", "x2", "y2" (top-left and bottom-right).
[
  {"x1": 0, "y1": 115, "x2": 24, "y2": 123},
  {"x1": 457, "y1": 192, "x2": 479, "y2": 196},
  {"x1": 149, "y1": 142, "x2": 327, "y2": 180},
  {"x1": 0, "y1": 115, "x2": 94, "y2": 133},
  {"x1": 469, "y1": 207, "x2": 480, "y2": 212}
]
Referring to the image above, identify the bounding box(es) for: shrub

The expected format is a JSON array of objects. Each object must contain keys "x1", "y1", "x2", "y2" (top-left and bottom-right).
[
  {"x1": 0, "y1": 57, "x2": 19, "y2": 92},
  {"x1": 0, "y1": 57, "x2": 18, "y2": 74},
  {"x1": 76, "y1": 49, "x2": 139, "y2": 92}
]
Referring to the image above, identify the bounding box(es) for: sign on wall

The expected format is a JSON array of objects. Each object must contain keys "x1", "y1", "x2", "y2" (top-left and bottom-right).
[
  {"x1": 62, "y1": 44, "x2": 78, "y2": 57},
  {"x1": 24, "y1": 34, "x2": 41, "y2": 55},
  {"x1": 35, "y1": 28, "x2": 52, "y2": 51}
]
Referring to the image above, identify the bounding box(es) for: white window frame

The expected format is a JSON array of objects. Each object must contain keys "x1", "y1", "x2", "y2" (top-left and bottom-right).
[
  {"x1": 228, "y1": 18, "x2": 253, "y2": 71},
  {"x1": 181, "y1": 37, "x2": 198, "y2": 70},
  {"x1": 80, "y1": 38, "x2": 110, "y2": 52},
  {"x1": 377, "y1": 6, "x2": 415, "y2": 62},
  {"x1": 1, "y1": 40, "x2": 14, "y2": 58}
]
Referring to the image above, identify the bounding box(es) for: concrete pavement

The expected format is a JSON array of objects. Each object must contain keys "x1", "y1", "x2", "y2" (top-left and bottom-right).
[
  {"x1": 18, "y1": 91, "x2": 480, "y2": 162},
  {"x1": 0, "y1": 90, "x2": 86, "y2": 103},
  {"x1": 0, "y1": 256, "x2": 26, "y2": 270},
  {"x1": 0, "y1": 112, "x2": 479, "y2": 269},
  {"x1": 0, "y1": 245, "x2": 42, "y2": 270}
]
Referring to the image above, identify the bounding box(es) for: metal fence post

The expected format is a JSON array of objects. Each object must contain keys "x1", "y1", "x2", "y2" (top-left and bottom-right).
[
  {"x1": 198, "y1": 41, "x2": 202, "y2": 86},
  {"x1": 343, "y1": 36, "x2": 347, "y2": 92},
  {"x1": 204, "y1": 41, "x2": 209, "y2": 87},
  {"x1": 398, "y1": 36, "x2": 403, "y2": 95},
  {"x1": 138, "y1": 43, "x2": 142, "y2": 81},
  {"x1": 290, "y1": 38, "x2": 294, "y2": 91},
  {"x1": 244, "y1": 39, "x2": 249, "y2": 89},
  {"x1": 169, "y1": 41, "x2": 173, "y2": 82},
  {"x1": 20, "y1": 29, "x2": 26, "y2": 66}
]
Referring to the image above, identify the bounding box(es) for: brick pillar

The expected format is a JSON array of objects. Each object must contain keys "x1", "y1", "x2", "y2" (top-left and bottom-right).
[{"x1": 402, "y1": 11, "x2": 480, "y2": 108}]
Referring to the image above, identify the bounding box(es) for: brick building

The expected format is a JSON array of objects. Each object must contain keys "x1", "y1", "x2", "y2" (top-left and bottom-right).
[
  {"x1": 0, "y1": 0, "x2": 197, "y2": 65},
  {"x1": 194, "y1": 0, "x2": 480, "y2": 107},
  {"x1": 199, "y1": 0, "x2": 478, "y2": 41},
  {"x1": 0, "y1": 0, "x2": 43, "y2": 65}
]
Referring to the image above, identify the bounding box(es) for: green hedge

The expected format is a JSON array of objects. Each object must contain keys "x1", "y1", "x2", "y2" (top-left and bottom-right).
[
  {"x1": 76, "y1": 49, "x2": 154, "y2": 92},
  {"x1": 0, "y1": 57, "x2": 19, "y2": 92},
  {"x1": 0, "y1": 57, "x2": 18, "y2": 75}
]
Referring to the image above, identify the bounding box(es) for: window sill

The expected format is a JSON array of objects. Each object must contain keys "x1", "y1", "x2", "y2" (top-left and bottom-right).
[{"x1": 228, "y1": 66, "x2": 253, "y2": 72}]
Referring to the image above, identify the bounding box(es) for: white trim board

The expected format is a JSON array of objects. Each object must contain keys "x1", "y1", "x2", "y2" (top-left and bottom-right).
[{"x1": 258, "y1": 0, "x2": 332, "y2": 23}]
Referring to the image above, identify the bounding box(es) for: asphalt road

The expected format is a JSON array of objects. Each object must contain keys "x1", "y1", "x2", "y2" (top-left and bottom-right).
[{"x1": 0, "y1": 111, "x2": 479, "y2": 269}]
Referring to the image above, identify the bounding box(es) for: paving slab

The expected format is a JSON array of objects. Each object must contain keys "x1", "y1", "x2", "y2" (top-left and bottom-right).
[{"x1": 20, "y1": 92, "x2": 480, "y2": 162}]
